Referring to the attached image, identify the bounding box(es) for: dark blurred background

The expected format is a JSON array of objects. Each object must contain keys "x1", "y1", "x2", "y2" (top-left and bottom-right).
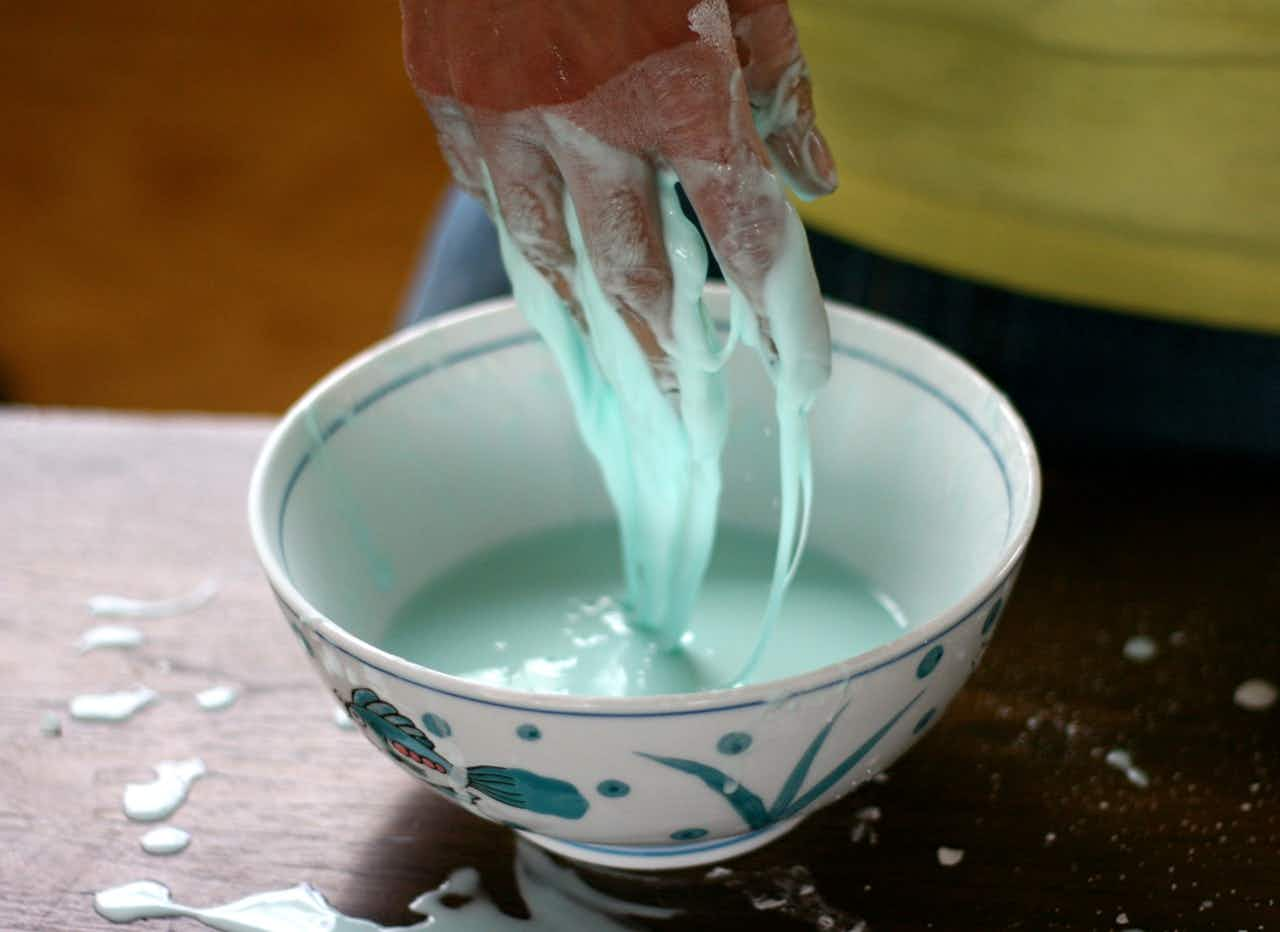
[{"x1": 0, "y1": 3, "x2": 450, "y2": 413}]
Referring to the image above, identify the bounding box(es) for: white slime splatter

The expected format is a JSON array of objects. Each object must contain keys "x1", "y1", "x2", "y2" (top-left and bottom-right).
[
  {"x1": 123, "y1": 758, "x2": 206, "y2": 822},
  {"x1": 140, "y1": 826, "x2": 191, "y2": 856},
  {"x1": 195, "y1": 685, "x2": 240, "y2": 711},
  {"x1": 1105, "y1": 748, "x2": 1150, "y2": 788},
  {"x1": 69, "y1": 686, "x2": 157, "y2": 722},
  {"x1": 39, "y1": 711, "x2": 63, "y2": 736},
  {"x1": 77, "y1": 624, "x2": 144, "y2": 653},
  {"x1": 849, "y1": 805, "x2": 881, "y2": 845},
  {"x1": 333, "y1": 705, "x2": 357, "y2": 730},
  {"x1": 95, "y1": 842, "x2": 676, "y2": 930},
  {"x1": 936, "y1": 846, "x2": 964, "y2": 867},
  {"x1": 88, "y1": 579, "x2": 218, "y2": 618},
  {"x1": 1233, "y1": 678, "x2": 1277, "y2": 711},
  {"x1": 1121, "y1": 635, "x2": 1157, "y2": 663}
]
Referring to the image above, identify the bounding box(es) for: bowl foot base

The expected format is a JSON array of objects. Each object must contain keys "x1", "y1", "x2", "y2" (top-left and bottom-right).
[{"x1": 519, "y1": 816, "x2": 806, "y2": 871}]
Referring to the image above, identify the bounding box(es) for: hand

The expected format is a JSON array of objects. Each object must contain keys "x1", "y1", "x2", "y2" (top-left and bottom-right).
[{"x1": 399, "y1": 0, "x2": 836, "y2": 363}]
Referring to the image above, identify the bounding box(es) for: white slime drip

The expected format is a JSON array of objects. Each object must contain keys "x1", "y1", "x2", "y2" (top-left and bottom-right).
[
  {"x1": 89, "y1": 579, "x2": 218, "y2": 618},
  {"x1": 333, "y1": 705, "x2": 357, "y2": 730},
  {"x1": 195, "y1": 685, "x2": 240, "y2": 711},
  {"x1": 123, "y1": 758, "x2": 206, "y2": 822},
  {"x1": 140, "y1": 826, "x2": 191, "y2": 856},
  {"x1": 69, "y1": 686, "x2": 157, "y2": 722},
  {"x1": 94, "y1": 842, "x2": 676, "y2": 931},
  {"x1": 77, "y1": 624, "x2": 144, "y2": 653}
]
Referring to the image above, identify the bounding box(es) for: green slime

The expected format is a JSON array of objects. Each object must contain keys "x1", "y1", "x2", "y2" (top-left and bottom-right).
[
  {"x1": 489, "y1": 168, "x2": 828, "y2": 686},
  {"x1": 382, "y1": 523, "x2": 905, "y2": 697}
]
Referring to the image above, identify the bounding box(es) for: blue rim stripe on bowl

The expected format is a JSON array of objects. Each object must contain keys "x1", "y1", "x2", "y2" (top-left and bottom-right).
[
  {"x1": 276, "y1": 321, "x2": 1018, "y2": 717},
  {"x1": 277, "y1": 329, "x2": 1013, "y2": 577},
  {"x1": 276, "y1": 332, "x2": 541, "y2": 576}
]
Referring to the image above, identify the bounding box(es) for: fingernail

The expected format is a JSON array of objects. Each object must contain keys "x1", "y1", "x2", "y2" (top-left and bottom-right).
[{"x1": 806, "y1": 129, "x2": 838, "y2": 195}]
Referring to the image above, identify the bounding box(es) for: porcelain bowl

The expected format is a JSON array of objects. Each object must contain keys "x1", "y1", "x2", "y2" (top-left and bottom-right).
[{"x1": 247, "y1": 286, "x2": 1040, "y2": 870}]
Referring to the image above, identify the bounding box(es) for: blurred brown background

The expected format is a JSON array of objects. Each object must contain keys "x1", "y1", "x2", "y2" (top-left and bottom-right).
[{"x1": 1, "y1": 3, "x2": 450, "y2": 413}]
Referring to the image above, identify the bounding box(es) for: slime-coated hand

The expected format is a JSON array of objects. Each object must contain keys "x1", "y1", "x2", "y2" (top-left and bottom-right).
[{"x1": 400, "y1": 0, "x2": 837, "y2": 364}]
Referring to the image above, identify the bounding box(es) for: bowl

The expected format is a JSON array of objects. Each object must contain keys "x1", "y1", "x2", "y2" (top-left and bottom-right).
[{"x1": 247, "y1": 285, "x2": 1040, "y2": 870}]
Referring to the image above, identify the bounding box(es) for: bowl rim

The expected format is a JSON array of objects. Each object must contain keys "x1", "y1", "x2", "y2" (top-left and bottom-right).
[{"x1": 248, "y1": 284, "x2": 1041, "y2": 714}]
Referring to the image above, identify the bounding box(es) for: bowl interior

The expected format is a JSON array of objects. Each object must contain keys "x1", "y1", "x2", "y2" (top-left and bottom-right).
[{"x1": 253, "y1": 290, "x2": 1035, "y2": 680}]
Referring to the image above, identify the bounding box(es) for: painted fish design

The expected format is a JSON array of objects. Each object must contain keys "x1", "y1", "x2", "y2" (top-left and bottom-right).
[{"x1": 345, "y1": 688, "x2": 588, "y2": 820}]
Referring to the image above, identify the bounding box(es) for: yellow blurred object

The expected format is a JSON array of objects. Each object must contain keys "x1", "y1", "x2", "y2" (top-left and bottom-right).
[{"x1": 791, "y1": 0, "x2": 1280, "y2": 334}]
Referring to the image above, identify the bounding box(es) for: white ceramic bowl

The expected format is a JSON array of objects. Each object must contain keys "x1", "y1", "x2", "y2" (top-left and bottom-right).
[{"x1": 248, "y1": 286, "x2": 1040, "y2": 870}]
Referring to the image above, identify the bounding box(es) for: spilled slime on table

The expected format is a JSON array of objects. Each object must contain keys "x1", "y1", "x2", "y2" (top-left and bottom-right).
[
  {"x1": 88, "y1": 579, "x2": 219, "y2": 618},
  {"x1": 195, "y1": 684, "x2": 240, "y2": 711},
  {"x1": 69, "y1": 686, "x2": 157, "y2": 723},
  {"x1": 139, "y1": 826, "x2": 191, "y2": 856},
  {"x1": 123, "y1": 758, "x2": 206, "y2": 822},
  {"x1": 95, "y1": 839, "x2": 677, "y2": 931},
  {"x1": 77, "y1": 624, "x2": 144, "y2": 653}
]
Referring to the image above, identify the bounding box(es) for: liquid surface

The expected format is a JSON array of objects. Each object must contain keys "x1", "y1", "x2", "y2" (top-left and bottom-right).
[{"x1": 381, "y1": 523, "x2": 906, "y2": 697}]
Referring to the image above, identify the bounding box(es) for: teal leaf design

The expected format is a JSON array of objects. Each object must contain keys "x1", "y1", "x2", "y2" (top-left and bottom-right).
[
  {"x1": 769, "y1": 703, "x2": 849, "y2": 820},
  {"x1": 635, "y1": 753, "x2": 771, "y2": 830},
  {"x1": 779, "y1": 690, "x2": 924, "y2": 820},
  {"x1": 637, "y1": 690, "x2": 926, "y2": 834}
]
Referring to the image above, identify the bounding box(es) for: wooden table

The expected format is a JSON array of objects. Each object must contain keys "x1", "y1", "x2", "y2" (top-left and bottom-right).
[{"x1": 3, "y1": 409, "x2": 1277, "y2": 931}]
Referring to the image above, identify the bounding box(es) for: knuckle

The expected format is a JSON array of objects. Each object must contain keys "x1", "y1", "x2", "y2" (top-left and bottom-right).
[
  {"x1": 496, "y1": 182, "x2": 573, "y2": 273},
  {"x1": 597, "y1": 263, "x2": 673, "y2": 313}
]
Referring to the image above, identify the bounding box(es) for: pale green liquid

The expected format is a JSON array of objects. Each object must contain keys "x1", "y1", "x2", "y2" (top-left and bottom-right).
[{"x1": 380, "y1": 523, "x2": 907, "y2": 697}]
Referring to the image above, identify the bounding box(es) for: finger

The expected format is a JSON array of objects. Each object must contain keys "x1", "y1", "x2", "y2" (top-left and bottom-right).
[
  {"x1": 662, "y1": 67, "x2": 786, "y2": 315},
  {"x1": 545, "y1": 115, "x2": 675, "y2": 377},
  {"x1": 730, "y1": 1, "x2": 837, "y2": 199},
  {"x1": 473, "y1": 116, "x2": 578, "y2": 310},
  {"x1": 664, "y1": 68, "x2": 830, "y2": 393},
  {"x1": 423, "y1": 97, "x2": 489, "y2": 203}
]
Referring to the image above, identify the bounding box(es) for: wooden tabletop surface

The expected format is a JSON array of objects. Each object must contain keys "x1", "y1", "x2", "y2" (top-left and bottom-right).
[{"x1": 3, "y1": 408, "x2": 1277, "y2": 931}]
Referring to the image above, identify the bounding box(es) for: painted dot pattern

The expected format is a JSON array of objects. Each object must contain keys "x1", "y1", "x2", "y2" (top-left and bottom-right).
[
  {"x1": 916, "y1": 644, "x2": 944, "y2": 679},
  {"x1": 516, "y1": 723, "x2": 541, "y2": 741},
  {"x1": 597, "y1": 779, "x2": 630, "y2": 798},
  {"x1": 421, "y1": 713, "x2": 452, "y2": 738},
  {"x1": 982, "y1": 597, "x2": 1004, "y2": 635},
  {"x1": 670, "y1": 827, "x2": 708, "y2": 841},
  {"x1": 716, "y1": 731, "x2": 752, "y2": 755}
]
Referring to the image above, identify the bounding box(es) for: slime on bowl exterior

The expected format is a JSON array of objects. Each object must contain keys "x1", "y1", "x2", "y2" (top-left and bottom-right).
[{"x1": 249, "y1": 290, "x2": 1039, "y2": 870}]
